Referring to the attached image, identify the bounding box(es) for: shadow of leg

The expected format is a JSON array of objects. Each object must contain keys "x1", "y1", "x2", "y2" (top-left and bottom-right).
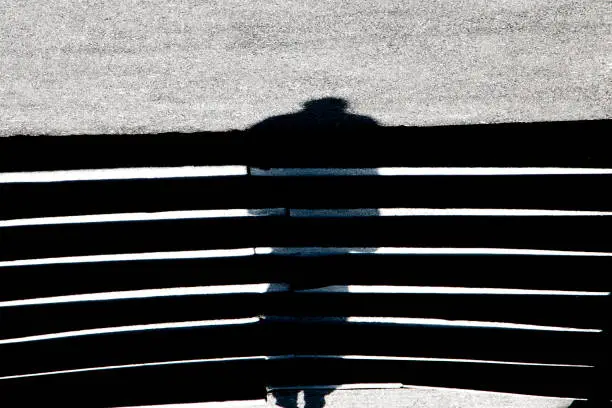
[
  {"x1": 304, "y1": 389, "x2": 331, "y2": 408},
  {"x1": 272, "y1": 390, "x2": 298, "y2": 408}
]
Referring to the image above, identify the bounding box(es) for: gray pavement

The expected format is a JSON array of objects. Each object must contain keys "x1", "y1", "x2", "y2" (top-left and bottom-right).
[
  {"x1": 1, "y1": 0, "x2": 610, "y2": 136},
  {"x1": 267, "y1": 386, "x2": 576, "y2": 408}
]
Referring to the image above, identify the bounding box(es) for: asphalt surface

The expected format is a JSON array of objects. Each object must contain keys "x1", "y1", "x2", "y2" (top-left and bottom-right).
[
  {"x1": 1, "y1": 0, "x2": 610, "y2": 136},
  {"x1": 267, "y1": 387, "x2": 576, "y2": 408}
]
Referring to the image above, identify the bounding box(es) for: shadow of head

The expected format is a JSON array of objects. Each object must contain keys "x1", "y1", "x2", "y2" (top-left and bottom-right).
[
  {"x1": 302, "y1": 97, "x2": 349, "y2": 115},
  {"x1": 248, "y1": 97, "x2": 379, "y2": 133}
]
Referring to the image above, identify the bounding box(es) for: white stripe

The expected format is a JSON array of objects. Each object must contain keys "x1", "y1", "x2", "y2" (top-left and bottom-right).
[
  {"x1": 0, "y1": 248, "x2": 255, "y2": 268},
  {"x1": 290, "y1": 208, "x2": 612, "y2": 217},
  {"x1": 372, "y1": 247, "x2": 612, "y2": 256},
  {"x1": 0, "y1": 356, "x2": 265, "y2": 380},
  {"x1": 0, "y1": 284, "x2": 290, "y2": 308},
  {"x1": 0, "y1": 353, "x2": 588, "y2": 382},
  {"x1": 377, "y1": 167, "x2": 612, "y2": 176},
  {"x1": 251, "y1": 167, "x2": 612, "y2": 176},
  {"x1": 13, "y1": 207, "x2": 608, "y2": 228},
  {"x1": 255, "y1": 247, "x2": 612, "y2": 257},
  {"x1": 114, "y1": 400, "x2": 267, "y2": 408},
  {"x1": 271, "y1": 354, "x2": 592, "y2": 368},
  {"x1": 264, "y1": 316, "x2": 600, "y2": 332},
  {"x1": 0, "y1": 209, "x2": 284, "y2": 228},
  {"x1": 0, "y1": 317, "x2": 260, "y2": 345},
  {"x1": 303, "y1": 285, "x2": 609, "y2": 296},
  {"x1": 0, "y1": 166, "x2": 247, "y2": 183},
  {"x1": 344, "y1": 317, "x2": 600, "y2": 332}
]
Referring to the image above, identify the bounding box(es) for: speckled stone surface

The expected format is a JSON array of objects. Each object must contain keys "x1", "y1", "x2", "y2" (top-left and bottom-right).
[
  {"x1": 268, "y1": 387, "x2": 576, "y2": 408},
  {"x1": 1, "y1": 0, "x2": 610, "y2": 136}
]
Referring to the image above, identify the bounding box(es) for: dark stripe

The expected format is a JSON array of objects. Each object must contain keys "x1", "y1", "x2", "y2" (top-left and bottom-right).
[
  {"x1": 0, "y1": 177, "x2": 277, "y2": 220},
  {"x1": 269, "y1": 292, "x2": 609, "y2": 329},
  {"x1": 2, "y1": 254, "x2": 608, "y2": 303},
  {"x1": 0, "y1": 295, "x2": 268, "y2": 339},
  {"x1": 261, "y1": 319, "x2": 601, "y2": 366},
  {"x1": 0, "y1": 132, "x2": 247, "y2": 172},
  {"x1": 6, "y1": 293, "x2": 604, "y2": 340},
  {"x1": 248, "y1": 120, "x2": 611, "y2": 167},
  {"x1": 268, "y1": 357, "x2": 596, "y2": 399},
  {"x1": 3, "y1": 217, "x2": 612, "y2": 262},
  {"x1": 258, "y1": 254, "x2": 611, "y2": 291},
  {"x1": 274, "y1": 175, "x2": 612, "y2": 211},
  {"x1": 0, "y1": 257, "x2": 277, "y2": 301},
  {"x1": 0, "y1": 218, "x2": 279, "y2": 261},
  {"x1": 1, "y1": 121, "x2": 610, "y2": 172},
  {"x1": 0, "y1": 324, "x2": 264, "y2": 378},
  {"x1": 0, "y1": 359, "x2": 266, "y2": 407},
  {"x1": 273, "y1": 216, "x2": 612, "y2": 251}
]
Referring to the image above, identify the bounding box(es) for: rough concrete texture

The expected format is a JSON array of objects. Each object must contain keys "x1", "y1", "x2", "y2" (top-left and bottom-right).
[
  {"x1": 1, "y1": 0, "x2": 610, "y2": 136},
  {"x1": 267, "y1": 387, "x2": 576, "y2": 408}
]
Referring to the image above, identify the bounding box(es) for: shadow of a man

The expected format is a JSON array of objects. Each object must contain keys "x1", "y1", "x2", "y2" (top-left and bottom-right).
[{"x1": 249, "y1": 98, "x2": 381, "y2": 408}]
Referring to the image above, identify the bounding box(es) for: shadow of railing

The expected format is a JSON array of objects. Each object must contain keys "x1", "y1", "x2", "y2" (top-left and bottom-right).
[{"x1": 0, "y1": 100, "x2": 610, "y2": 407}]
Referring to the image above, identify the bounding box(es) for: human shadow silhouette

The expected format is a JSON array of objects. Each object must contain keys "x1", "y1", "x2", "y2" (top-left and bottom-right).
[{"x1": 249, "y1": 98, "x2": 381, "y2": 408}]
